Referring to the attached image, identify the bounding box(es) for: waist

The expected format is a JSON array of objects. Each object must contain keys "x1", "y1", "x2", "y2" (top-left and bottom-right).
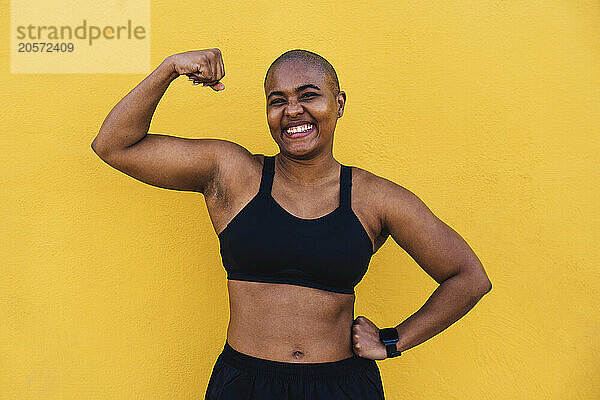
[
  {"x1": 226, "y1": 279, "x2": 356, "y2": 362},
  {"x1": 217, "y1": 340, "x2": 378, "y2": 379}
]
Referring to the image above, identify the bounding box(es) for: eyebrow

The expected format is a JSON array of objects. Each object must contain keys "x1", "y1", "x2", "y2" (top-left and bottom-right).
[{"x1": 267, "y1": 84, "x2": 321, "y2": 100}]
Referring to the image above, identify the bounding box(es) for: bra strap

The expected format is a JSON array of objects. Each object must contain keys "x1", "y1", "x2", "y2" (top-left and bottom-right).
[
  {"x1": 259, "y1": 155, "x2": 275, "y2": 195},
  {"x1": 340, "y1": 165, "x2": 352, "y2": 209}
]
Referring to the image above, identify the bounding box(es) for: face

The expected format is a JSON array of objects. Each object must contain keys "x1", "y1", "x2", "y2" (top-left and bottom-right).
[{"x1": 264, "y1": 60, "x2": 346, "y2": 157}]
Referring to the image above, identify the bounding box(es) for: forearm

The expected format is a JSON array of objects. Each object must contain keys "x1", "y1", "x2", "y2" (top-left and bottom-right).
[
  {"x1": 394, "y1": 272, "x2": 490, "y2": 353},
  {"x1": 92, "y1": 56, "x2": 179, "y2": 152}
]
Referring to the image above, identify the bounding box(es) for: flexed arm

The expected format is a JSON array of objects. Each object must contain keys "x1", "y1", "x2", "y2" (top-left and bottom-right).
[{"x1": 91, "y1": 49, "x2": 233, "y2": 193}]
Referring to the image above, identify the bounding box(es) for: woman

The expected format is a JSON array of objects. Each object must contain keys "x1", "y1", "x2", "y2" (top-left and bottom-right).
[{"x1": 91, "y1": 48, "x2": 492, "y2": 399}]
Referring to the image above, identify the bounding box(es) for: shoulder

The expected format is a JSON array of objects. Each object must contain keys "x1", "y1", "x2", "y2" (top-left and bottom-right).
[
  {"x1": 349, "y1": 164, "x2": 416, "y2": 202},
  {"x1": 349, "y1": 165, "x2": 427, "y2": 234},
  {"x1": 352, "y1": 165, "x2": 488, "y2": 288}
]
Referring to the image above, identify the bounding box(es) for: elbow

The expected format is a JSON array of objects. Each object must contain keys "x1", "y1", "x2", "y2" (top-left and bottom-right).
[
  {"x1": 454, "y1": 269, "x2": 492, "y2": 296},
  {"x1": 474, "y1": 278, "x2": 492, "y2": 296},
  {"x1": 461, "y1": 262, "x2": 492, "y2": 295},
  {"x1": 91, "y1": 136, "x2": 100, "y2": 151},
  {"x1": 90, "y1": 140, "x2": 102, "y2": 158},
  {"x1": 480, "y1": 281, "x2": 492, "y2": 295},
  {"x1": 91, "y1": 138, "x2": 108, "y2": 158}
]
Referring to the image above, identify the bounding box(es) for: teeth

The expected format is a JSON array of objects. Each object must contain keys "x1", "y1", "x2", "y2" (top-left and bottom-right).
[{"x1": 285, "y1": 123, "x2": 313, "y2": 134}]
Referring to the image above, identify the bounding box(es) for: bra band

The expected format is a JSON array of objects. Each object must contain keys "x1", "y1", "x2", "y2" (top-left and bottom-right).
[{"x1": 259, "y1": 155, "x2": 351, "y2": 209}]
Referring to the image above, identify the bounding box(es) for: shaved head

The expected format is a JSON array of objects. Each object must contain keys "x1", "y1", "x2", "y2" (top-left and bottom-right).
[{"x1": 264, "y1": 49, "x2": 340, "y2": 96}]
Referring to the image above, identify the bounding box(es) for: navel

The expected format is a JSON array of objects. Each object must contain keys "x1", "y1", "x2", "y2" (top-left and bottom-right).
[{"x1": 292, "y1": 350, "x2": 305, "y2": 359}]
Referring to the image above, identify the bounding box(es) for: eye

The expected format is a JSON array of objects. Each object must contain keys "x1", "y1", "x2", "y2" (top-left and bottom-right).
[
  {"x1": 270, "y1": 99, "x2": 284, "y2": 105},
  {"x1": 301, "y1": 92, "x2": 318, "y2": 99}
]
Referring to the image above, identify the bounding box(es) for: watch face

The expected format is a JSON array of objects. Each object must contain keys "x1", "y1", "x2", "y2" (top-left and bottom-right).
[{"x1": 379, "y1": 328, "x2": 398, "y2": 342}]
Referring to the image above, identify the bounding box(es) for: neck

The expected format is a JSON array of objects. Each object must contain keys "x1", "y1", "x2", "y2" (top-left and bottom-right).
[{"x1": 274, "y1": 153, "x2": 340, "y2": 187}]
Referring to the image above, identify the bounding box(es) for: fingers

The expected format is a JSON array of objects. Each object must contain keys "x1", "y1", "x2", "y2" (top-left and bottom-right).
[
  {"x1": 216, "y1": 50, "x2": 225, "y2": 81},
  {"x1": 219, "y1": 57, "x2": 225, "y2": 80},
  {"x1": 186, "y1": 71, "x2": 204, "y2": 84},
  {"x1": 186, "y1": 74, "x2": 202, "y2": 85},
  {"x1": 210, "y1": 81, "x2": 225, "y2": 91},
  {"x1": 211, "y1": 55, "x2": 218, "y2": 82},
  {"x1": 205, "y1": 56, "x2": 214, "y2": 82},
  {"x1": 186, "y1": 76, "x2": 225, "y2": 90},
  {"x1": 215, "y1": 61, "x2": 222, "y2": 82},
  {"x1": 182, "y1": 48, "x2": 225, "y2": 90},
  {"x1": 197, "y1": 65, "x2": 208, "y2": 80},
  {"x1": 186, "y1": 72, "x2": 201, "y2": 82},
  {"x1": 207, "y1": 48, "x2": 224, "y2": 90}
]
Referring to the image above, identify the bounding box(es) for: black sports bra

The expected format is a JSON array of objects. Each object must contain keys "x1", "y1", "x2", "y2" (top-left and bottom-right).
[{"x1": 217, "y1": 155, "x2": 374, "y2": 294}]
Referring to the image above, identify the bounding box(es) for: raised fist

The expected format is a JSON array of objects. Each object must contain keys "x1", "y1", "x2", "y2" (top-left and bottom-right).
[{"x1": 168, "y1": 48, "x2": 225, "y2": 91}]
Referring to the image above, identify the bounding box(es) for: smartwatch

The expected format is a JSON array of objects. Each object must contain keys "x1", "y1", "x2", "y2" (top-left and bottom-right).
[{"x1": 379, "y1": 327, "x2": 402, "y2": 358}]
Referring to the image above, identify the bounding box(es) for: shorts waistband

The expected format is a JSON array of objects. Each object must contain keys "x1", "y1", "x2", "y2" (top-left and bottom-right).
[{"x1": 218, "y1": 340, "x2": 378, "y2": 379}]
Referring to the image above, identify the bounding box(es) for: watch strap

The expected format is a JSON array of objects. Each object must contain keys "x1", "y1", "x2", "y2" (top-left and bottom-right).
[
  {"x1": 384, "y1": 343, "x2": 402, "y2": 358},
  {"x1": 379, "y1": 327, "x2": 402, "y2": 358}
]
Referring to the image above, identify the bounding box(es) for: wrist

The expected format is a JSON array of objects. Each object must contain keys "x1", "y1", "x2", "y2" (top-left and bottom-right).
[
  {"x1": 379, "y1": 327, "x2": 402, "y2": 358},
  {"x1": 394, "y1": 327, "x2": 403, "y2": 352},
  {"x1": 159, "y1": 55, "x2": 180, "y2": 82}
]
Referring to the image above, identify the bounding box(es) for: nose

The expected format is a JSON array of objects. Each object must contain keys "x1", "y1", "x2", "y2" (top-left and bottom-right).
[{"x1": 284, "y1": 99, "x2": 303, "y2": 117}]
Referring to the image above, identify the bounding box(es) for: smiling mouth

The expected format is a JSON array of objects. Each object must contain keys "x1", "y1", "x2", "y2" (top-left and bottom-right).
[{"x1": 282, "y1": 123, "x2": 317, "y2": 139}]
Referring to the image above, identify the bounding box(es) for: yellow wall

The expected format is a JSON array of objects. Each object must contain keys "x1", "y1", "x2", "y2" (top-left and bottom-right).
[{"x1": 2, "y1": 1, "x2": 598, "y2": 398}]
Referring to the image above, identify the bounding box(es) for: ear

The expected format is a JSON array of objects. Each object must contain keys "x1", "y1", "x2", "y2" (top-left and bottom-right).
[{"x1": 337, "y1": 91, "x2": 346, "y2": 118}]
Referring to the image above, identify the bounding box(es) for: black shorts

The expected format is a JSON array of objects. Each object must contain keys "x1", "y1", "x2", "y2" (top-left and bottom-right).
[{"x1": 205, "y1": 340, "x2": 385, "y2": 400}]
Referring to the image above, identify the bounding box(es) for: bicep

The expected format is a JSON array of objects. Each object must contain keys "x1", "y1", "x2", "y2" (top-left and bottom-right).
[
  {"x1": 380, "y1": 180, "x2": 487, "y2": 285},
  {"x1": 93, "y1": 134, "x2": 242, "y2": 193}
]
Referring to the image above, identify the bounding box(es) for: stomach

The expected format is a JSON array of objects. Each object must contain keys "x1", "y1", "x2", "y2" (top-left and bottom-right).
[{"x1": 225, "y1": 279, "x2": 357, "y2": 363}]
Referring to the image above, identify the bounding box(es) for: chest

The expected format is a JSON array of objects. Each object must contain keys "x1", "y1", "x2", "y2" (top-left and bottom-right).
[{"x1": 218, "y1": 192, "x2": 374, "y2": 294}]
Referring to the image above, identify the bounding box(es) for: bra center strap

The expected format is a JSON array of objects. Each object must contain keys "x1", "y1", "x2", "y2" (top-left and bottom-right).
[
  {"x1": 259, "y1": 155, "x2": 275, "y2": 195},
  {"x1": 340, "y1": 165, "x2": 352, "y2": 209}
]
